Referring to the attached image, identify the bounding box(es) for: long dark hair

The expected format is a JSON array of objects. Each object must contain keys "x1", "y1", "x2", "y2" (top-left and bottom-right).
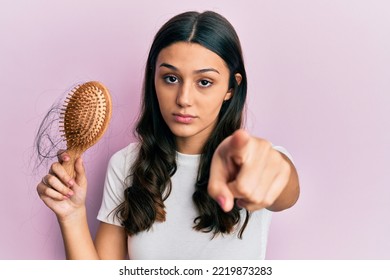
[{"x1": 115, "y1": 11, "x2": 249, "y2": 238}]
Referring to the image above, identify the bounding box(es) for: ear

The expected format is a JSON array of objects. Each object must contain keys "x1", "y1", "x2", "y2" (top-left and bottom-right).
[
  {"x1": 234, "y1": 73, "x2": 242, "y2": 86},
  {"x1": 224, "y1": 73, "x2": 243, "y2": 101}
]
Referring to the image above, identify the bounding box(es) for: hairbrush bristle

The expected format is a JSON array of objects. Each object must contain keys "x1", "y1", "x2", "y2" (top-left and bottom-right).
[{"x1": 58, "y1": 81, "x2": 112, "y2": 177}]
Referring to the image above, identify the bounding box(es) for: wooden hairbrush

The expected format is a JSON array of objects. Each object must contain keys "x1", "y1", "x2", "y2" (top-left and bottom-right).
[{"x1": 59, "y1": 81, "x2": 112, "y2": 179}]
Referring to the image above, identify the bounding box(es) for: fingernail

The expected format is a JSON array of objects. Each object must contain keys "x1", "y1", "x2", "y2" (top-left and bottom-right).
[
  {"x1": 67, "y1": 190, "x2": 74, "y2": 196},
  {"x1": 63, "y1": 156, "x2": 70, "y2": 161},
  {"x1": 217, "y1": 196, "x2": 225, "y2": 208}
]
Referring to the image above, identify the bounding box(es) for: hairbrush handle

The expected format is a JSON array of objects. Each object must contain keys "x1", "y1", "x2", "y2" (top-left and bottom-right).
[{"x1": 61, "y1": 149, "x2": 82, "y2": 179}]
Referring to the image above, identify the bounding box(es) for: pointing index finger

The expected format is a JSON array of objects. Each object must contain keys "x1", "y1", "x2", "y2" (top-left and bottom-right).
[
  {"x1": 208, "y1": 129, "x2": 251, "y2": 212},
  {"x1": 208, "y1": 146, "x2": 235, "y2": 212}
]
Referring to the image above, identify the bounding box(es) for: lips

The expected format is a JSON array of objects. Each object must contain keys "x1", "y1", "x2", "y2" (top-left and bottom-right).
[{"x1": 173, "y1": 113, "x2": 197, "y2": 124}]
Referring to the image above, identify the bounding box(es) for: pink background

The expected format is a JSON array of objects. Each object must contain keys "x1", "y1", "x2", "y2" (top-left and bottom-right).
[{"x1": 1, "y1": 0, "x2": 389, "y2": 259}]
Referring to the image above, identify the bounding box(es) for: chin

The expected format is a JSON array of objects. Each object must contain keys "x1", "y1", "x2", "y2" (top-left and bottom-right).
[{"x1": 169, "y1": 126, "x2": 195, "y2": 138}]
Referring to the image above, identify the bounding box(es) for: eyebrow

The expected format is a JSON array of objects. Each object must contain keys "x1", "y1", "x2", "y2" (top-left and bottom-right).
[{"x1": 159, "y1": 63, "x2": 220, "y2": 74}]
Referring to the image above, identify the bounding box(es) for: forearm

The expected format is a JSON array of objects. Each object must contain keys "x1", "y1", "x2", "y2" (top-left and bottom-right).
[
  {"x1": 267, "y1": 153, "x2": 300, "y2": 212},
  {"x1": 58, "y1": 208, "x2": 99, "y2": 260}
]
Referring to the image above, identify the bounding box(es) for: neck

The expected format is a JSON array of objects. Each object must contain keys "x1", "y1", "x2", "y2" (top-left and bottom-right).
[
  {"x1": 174, "y1": 121, "x2": 217, "y2": 155},
  {"x1": 176, "y1": 137, "x2": 204, "y2": 155}
]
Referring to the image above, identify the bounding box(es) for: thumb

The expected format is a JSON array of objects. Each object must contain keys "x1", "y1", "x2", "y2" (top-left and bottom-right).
[{"x1": 74, "y1": 157, "x2": 87, "y2": 187}]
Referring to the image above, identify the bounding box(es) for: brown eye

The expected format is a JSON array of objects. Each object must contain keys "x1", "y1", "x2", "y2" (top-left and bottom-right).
[
  {"x1": 164, "y1": 75, "x2": 179, "y2": 84},
  {"x1": 198, "y1": 79, "x2": 213, "y2": 88}
]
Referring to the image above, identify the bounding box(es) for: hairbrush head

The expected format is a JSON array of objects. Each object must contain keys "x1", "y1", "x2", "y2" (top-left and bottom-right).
[{"x1": 59, "y1": 81, "x2": 112, "y2": 178}]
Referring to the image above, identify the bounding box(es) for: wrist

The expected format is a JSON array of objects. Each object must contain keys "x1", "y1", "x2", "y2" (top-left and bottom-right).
[{"x1": 57, "y1": 206, "x2": 87, "y2": 227}]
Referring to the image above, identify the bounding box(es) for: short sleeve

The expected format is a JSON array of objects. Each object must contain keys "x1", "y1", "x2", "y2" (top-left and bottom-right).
[
  {"x1": 272, "y1": 145, "x2": 295, "y2": 164},
  {"x1": 97, "y1": 143, "x2": 139, "y2": 226}
]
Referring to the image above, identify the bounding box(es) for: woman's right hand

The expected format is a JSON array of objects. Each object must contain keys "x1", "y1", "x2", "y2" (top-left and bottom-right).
[{"x1": 36, "y1": 151, "x2": 88, "y2": 223}]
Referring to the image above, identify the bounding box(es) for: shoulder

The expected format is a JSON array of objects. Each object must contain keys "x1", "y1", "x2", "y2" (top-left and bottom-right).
[
  {"x1": 107, "y1": 142, "x2": 140, "y2": 176},
  {"x1": 109, "y1": 142, "x2": 140, "y2": 165},
  {"x1": 110, "y1": 142, "x2": 140, "y2": 164}
]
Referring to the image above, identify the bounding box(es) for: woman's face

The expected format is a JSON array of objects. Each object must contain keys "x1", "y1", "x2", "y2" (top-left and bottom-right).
[{"x1": 154, "y1": 42, "x2": 232, "y2": 154}]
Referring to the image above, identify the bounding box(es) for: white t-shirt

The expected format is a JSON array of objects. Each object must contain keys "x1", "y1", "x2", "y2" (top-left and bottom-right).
[{"x1": 97, "y1": 143, "x2": 291, "y2": 259}]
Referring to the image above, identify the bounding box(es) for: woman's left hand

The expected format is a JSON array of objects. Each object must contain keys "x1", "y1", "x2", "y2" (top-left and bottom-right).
[{"x1": 208, "y1": 129, "x2": 297, "y2": 212}]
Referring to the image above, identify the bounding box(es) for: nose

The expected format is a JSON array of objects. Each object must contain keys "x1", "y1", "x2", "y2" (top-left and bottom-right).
[{"x1": 176, "y1": 81, "x2": 193, "y2": 107}]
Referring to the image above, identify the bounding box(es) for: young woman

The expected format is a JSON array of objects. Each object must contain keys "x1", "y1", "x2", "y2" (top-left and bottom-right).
[{"x1": 37, "y1": 11, "x2": 299, "y2": 259}]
